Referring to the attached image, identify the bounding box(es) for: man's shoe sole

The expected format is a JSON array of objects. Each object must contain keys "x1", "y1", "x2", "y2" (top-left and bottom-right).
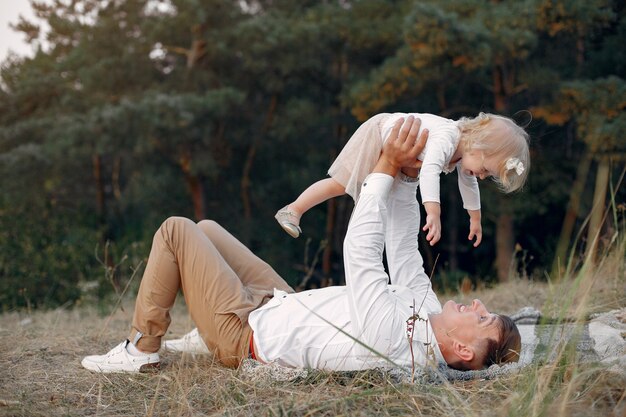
[{"x1": 139, "y1": 362, "x2": 161, "y2": 373}]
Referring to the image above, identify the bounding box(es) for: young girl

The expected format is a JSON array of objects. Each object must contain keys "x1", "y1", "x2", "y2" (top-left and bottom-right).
[{"x1": 275, "y1": 112, "x2": 530, "y2": 247}]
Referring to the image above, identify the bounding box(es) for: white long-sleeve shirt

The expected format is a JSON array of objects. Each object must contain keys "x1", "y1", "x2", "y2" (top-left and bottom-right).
[
  {"x1": 249, "y1": 174, "x2": 444, "y2": 371},
  {"x1": 381, "y1": 113, "x2": 481, "y2": 210}
]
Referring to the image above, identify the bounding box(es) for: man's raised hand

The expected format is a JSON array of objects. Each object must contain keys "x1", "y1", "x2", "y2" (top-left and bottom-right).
[{"x1": 374, "y1": 116, "x2": 429, "y2": 177}]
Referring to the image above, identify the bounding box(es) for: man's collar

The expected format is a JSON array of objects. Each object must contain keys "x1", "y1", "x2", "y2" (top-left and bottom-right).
[{"x1": 428, "y1": 321, "x2": 446, "y2": 365}]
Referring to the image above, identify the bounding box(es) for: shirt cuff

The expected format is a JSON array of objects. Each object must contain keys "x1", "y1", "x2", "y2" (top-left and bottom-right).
[
  {"x1": 463, "y1": 204, "x2": 481, "y2": 211},
  {"x1": 361, "y1": 173, "x2": 394, "y2": 200},
  {"x1": 397, "y1": 172, "x2": 419, "y2": 183}
]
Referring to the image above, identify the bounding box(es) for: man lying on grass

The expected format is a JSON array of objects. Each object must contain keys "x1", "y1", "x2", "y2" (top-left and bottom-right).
[{"x1": 82, "y1": 116, "x2": 521, "y2": 374}]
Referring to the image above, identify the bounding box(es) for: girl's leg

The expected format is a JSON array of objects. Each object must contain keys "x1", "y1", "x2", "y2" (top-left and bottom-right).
[
  {"x1": 130, "y1": 217, "x2": 264, "y2": 367},
  {"x1": 276, "y1": 178, "x2": 345, "y2": 237},
  {"x1": 289, "y1": 178, "x2": 346, "y2": 218}
]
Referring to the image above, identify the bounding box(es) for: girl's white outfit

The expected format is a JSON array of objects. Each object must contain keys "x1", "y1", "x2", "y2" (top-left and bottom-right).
[{"x1": 328, "y1": 113, "x2": 481, "y2": 210}]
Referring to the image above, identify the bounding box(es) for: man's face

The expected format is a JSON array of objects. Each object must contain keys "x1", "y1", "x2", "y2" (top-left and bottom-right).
[{"x1": 438, "y1": 299, "x2": 501, "y2": 348}]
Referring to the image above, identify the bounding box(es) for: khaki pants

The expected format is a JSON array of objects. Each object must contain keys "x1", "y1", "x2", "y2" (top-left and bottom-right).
[{"x1": 129, "y1": 217, "x2": 294, "y2": 368}]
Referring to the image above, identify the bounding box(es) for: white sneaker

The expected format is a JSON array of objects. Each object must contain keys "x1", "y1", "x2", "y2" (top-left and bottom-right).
[
  {"x1": 163, "y1": 328, "x2": 210, "y2": 355},
  {"x1": 81, "y1": 340, "x2": 160, "y2": 373}
]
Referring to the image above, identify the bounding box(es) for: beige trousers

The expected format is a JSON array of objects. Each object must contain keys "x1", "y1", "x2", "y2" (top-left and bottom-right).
[{"x1": 129, "y1": 217, "x2": 294, "y2": 368}]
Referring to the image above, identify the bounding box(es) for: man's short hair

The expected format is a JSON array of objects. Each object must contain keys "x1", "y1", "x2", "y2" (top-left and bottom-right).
[{"x1": 482, "y1": 314, "x2": 521, "y2": 368}]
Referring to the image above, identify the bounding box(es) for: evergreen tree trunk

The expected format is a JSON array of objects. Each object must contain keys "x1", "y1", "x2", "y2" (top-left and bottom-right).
[
  {"x1": 323, "y1": 52, "x2": 349, "y2": 286},
  {"x1": 92, "y1": 153, "x2": 115, "y2": 273},
  {"x1": 241, "y1": 95, "x2": 278, "y2": 222},
  {"x1": 492, "y1": 62, "x2": 516, "y2": 282},
  {"x1": 495, "y1": 210, "x2": 514, "y2": 281},
  {"x1": 171, "y1": 24, "x2": 208, "y2": 222},
  {"x1": 92, "y1": 153, "x2": 105, "y2": 222},
  {"x1": 333, "y1": 196, "x2": 353, "y2": 286},
  {"x1": 180, "y1": 151, "x2": 205, "y2": 221},
  {"x1": 446, "y1": 182, "x2": 459, "y2": 271},
  {"x1": 552, "y1": 152, "x2": 592, "y2": 275},
  {"x1": 322, "y1": 144, "x2": 340, "y2": 285},
  {"x1": 322, "y1": 196, "x2": 336, "y2": 286},
  {"x1": 112, "y1": 155, "x2": 122, "y2": 202},
  {"x1": 585, "y1": 157, "x2": 610, "y2": 264},
  {"x1": 438, "y1": 85, "x2": 459, "y2": 271}
]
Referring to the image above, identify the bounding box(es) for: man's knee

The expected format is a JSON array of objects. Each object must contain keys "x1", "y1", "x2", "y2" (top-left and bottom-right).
[
  {"x1": 197, "y1": 219, "x2": 219, "y2": 228},
  {"x1": 157, "y1": 217, "x2": 197, "y2": 243},
  {"x1": 197, "y1": 219, "x2": 222, "y2": 237},
  {"x1": 162, "y1": 216, "x2": 195, "y2": 230}
]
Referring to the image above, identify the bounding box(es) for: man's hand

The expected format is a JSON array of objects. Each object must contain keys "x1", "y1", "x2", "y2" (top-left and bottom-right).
[
  {"x1": 423, "y1": 202, "x2": 441, "y2": 246},
  {"x1": 373, "y1": 116, "x2": 428, "y2": 177},
  {"x1": 468, "y1": 209, "x2": 482, "y2": 247}
]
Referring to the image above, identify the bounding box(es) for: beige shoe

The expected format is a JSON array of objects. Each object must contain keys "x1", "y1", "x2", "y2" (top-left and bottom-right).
[{"x1": 275, "y1": 205, "x2": 302, "y2": 238}]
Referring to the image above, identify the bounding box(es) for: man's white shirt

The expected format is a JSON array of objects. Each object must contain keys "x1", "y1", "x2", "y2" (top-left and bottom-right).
[{"x1": 249, "y1": 173, "x2": 444, "y2": 371}]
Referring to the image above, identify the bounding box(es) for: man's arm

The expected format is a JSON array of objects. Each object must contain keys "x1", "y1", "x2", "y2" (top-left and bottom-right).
[
  {"x1": 384, "y1": 172, "x2": 432, "y2": 294},
  {"x1": 382, "y1": 121, "x2": 439, "y2": 298},
  {"x1": 343, "y1": 116, "x2": 426, "y2": 349}
]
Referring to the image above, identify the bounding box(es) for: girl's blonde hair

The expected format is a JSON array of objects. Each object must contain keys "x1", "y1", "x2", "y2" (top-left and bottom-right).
[{"x1": 458, "y1": 112, "x2": 530, "y2": 193}]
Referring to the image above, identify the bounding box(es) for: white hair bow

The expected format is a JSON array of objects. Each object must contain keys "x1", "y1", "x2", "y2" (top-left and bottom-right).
[{"x1": 506, "y1": 158, "x2": 525, "y2": 175}]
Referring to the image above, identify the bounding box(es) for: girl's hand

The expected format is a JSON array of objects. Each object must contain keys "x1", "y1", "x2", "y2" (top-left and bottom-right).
[
  {"x1": 468, "y1": 218, "x2": 482, "y2": 247},
  {"x1": 423, "y1": 214, "x2": 441, "y2": 246}
]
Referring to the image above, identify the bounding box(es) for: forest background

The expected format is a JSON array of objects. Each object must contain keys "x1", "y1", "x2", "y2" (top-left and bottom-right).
[{"x1": 0, "y1": 0, "x2": 624, "y2": 310}]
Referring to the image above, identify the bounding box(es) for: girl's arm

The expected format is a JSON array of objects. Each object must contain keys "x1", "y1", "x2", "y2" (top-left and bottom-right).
[
  {"x1": 419, "y1": 132, "x2": 455, "y2": 247},
  {"x1": 422, "y1": 202, "x2": 441, "y2": 246},
  {"x1": 457, "y1": 166, "x2": 482, "y2": 246},
  {"x1": 467, "y1": 209, "x2": 482, "y2": 247},
  {"x1": 457, "y1": 166, "x2": 481, "y2": 210}
]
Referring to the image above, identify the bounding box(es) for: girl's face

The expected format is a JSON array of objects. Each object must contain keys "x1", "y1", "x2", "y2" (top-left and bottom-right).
[{"x1": 461, "y1": 151, "x2": 499, "y2": 180}]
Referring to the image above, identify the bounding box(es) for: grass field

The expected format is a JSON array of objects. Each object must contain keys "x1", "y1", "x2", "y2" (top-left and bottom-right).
[{"x1": 0, "y1": 238, "x2": 624, "y2": 416}]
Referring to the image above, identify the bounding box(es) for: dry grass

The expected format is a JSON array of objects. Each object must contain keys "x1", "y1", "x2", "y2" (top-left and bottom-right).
[
  {"x1": 450, "y1": 230, "x2": 626, "y2": 319},
  {"x1": 0, "y1": 240, "x2": 624, "y2": 416}
]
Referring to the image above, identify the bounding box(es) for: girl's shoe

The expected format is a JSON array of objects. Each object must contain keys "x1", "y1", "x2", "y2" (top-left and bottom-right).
[{"x1": 275, "y1": 206, "x2": 302, "y2": 238}]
